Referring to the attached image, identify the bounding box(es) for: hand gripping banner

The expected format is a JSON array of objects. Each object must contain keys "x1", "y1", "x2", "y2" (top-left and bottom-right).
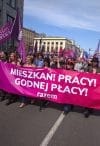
[{"x1": 0, "y1": 61, "x2": 100, "y2": 109}]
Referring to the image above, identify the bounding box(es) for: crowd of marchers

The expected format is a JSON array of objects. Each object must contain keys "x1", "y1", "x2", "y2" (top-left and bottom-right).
[{"x1": 0, "y1": 50, "x2": 100, "y2": 118}]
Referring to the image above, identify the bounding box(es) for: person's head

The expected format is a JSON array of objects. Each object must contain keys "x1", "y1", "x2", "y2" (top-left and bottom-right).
[
  {"x1": 91, "y1": 57, "x2": 99, "y2": 68},
  {"x1": 66, "y1": 61, "x2": 74, "y2": 70},
  {"x1": 44, "y1": 58, "x2": 50, "y2": 67},
  {"x1": 44, "y1": 61, "x2": 49, "y2": 67},
  {"x1": 67, "y1": 58, "x2": 72, "y2": 63},
  {"x1": 59, "y1": 59, "x2": 65, "y2": 68},
  {"x1": 76, "y1": 57, "x2": 82, "y2": 63},
  {"x1": 9, "y1": 52, "x2": 17, "y2": 63},
  {"x1": 38, "y1": 54, "x2": 43, "y2": 60},
  {"x1": 69, "y1": 62, "x2": 74, "y2": 70},
  {"x1": 25, "y1": 55, "x2": 33, "y2": 64},
  {"x1": 0, "y1": 51, "x2": 7, "y2": 61}
]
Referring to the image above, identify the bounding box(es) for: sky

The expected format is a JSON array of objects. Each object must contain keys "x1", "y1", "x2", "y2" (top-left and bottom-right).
[{"x1": 23, "y1": 0, "x2": 100, "y2": 54}]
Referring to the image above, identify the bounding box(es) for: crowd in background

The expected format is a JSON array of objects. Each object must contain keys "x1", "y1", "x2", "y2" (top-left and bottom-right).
[{"x1": 0, "y1": 50, "x2": 100, "y2": 118}]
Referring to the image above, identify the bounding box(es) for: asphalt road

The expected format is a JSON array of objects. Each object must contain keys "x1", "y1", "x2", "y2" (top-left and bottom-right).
[{"x1": 0, "y1": 99, "x2": 100, "y2": 146}]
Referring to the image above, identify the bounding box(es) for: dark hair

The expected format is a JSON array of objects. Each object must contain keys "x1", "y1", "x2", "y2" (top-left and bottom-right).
[
  {"x1": 91, "y1": 57, "x2": 99, "y2": 68},
  {"x1": 44, "y1": 57, "x2": 50, "y2": 67},
  {"x1": 91, "y1": 57, "x2": 99, "y2": 63}
]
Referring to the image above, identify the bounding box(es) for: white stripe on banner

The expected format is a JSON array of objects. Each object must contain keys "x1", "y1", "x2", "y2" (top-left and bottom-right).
[{"x1": 40, "y1": 112, "x2": 65, "y2": 146}]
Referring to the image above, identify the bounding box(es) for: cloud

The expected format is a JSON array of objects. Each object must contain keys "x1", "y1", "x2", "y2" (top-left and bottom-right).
[{"x1": 24, "y1": 0, "x2": 100, "y2": 32}]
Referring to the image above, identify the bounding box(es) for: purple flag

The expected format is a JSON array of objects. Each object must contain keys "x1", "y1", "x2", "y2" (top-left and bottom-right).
[
  {"x1": 0, "y1": 21, "x2": 13, "y2": 44},
  {"x1": 11, "y1": 9, "x2": 21, "y2": 40},
  {"x1": 11, "y1": 10, "x2": 26, "y2": 63},
  {"x1": 0, "y1": 9, "x2": 21, "y2": 44},
  {"x1": 17, "y1": 39, "x2": 26, "y2": 63}
]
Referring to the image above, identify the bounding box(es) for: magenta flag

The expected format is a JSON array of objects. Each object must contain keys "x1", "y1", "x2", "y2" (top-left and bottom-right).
[
  {"x1": 17, "y1": 39, "x2": 26, "y2": 63},
  {"x1": 0, "y1": 22, "x2": 13, "y2": 44},
  {"x1": 0, "y1": 61, "x2": 100, "y2": 109},
  {"x1": 63, "y1": 49, "x2": 75, "y2": 58}
]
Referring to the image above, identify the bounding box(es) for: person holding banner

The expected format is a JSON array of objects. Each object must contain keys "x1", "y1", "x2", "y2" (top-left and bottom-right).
[
  {"x1": 19, "y1": 55, "x2": 36, "y2": 108},
  {"x1": 83, "y1": 57, "x2": 100, "y2": 118},
  {"x1": 0, "y1": 51, "x2": 8, "y2": 102},
  {"x1": 66, "y1": 58, "x2": 75, "y2": 70},
  {"x1": 8, "y1": 52, "x2": 21, "y2": 65},
  {"x1": 33, "y1": 53, "x2": 44, "y2": 68},
  {"x1": 0, "y1": 51, "x2": 8, "y2": 62},
  {"x1": 74, "y1": 58, "x2": 84, "y2": 72},
  {"x1": 54, "y1": 57, "x2": 74, "y2": 115},
  {"x1": 6, "y1": 52, "x2": 20, "y2": 105},
  {"x1": 39, "y1": 58, "x2": 50, "y2": 111},
  {"x1": 63, "y1": 59, "x2": 74, "y2": 115},
  {"x1": 50, "y1": 57, "x2": 58, "y2": 69}
]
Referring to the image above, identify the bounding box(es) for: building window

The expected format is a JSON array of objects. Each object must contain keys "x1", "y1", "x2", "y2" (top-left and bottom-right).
[
  {"x1": 7, "y1": 14, "x2": 14, "y2": 22},
  {"x1": 60, "y1": 42, "x2": 63, "y2": 45},
  {"x1": 51, "y1": 42, "x2": 54, "y2": 45},
  {"x1": 7, "y1": 0, "x2": 16, "y2": 9},
  {"x1": 7, "y1": 0, "x2": 10, "y2": 4},
  {"x1": 47, "y1": 42, "x2": 50, "y2": 45},
  {"x1": 56, "y1": 42, "x2": 58, "y2": 45}
]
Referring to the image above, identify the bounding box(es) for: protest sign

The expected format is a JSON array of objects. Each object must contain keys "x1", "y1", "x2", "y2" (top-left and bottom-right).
[{"x1": 0, "y1": 62, "x2": 100, "y2": 109}]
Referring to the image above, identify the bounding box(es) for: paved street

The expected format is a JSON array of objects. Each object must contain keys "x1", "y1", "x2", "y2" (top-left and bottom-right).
[{"x1": 0, "y1": 100, "x2": 100, "y2": 146}]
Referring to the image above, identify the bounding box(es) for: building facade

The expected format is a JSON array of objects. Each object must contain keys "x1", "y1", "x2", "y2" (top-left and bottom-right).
[
  {"x1": 34, "y1": 37, "x2": 74, "y2": 52},
  {"x1": 23, "y1": 27, "x2": 39, "y2": 51},
  {"x1": 0, "y1": 0, "x2": 24, "y2": 51}
]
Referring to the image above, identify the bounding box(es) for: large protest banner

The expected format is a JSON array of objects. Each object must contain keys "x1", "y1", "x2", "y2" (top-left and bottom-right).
[{"x1": 0, "y1": 61, "x2": 100, "y2": 109}]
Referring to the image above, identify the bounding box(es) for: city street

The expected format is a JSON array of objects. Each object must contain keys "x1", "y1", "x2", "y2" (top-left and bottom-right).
[
  {"x1": 0, "y1": 0, "x2": 100, "y2": 146},
  {"x1": 0, "y1": 100, "x2": 100, "y2": 146}
]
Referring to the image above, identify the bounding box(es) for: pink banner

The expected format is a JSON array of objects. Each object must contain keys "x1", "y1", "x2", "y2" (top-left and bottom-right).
[
  {"x1": 0, "y1": 62, "x2": 100, "y2": 109},
  {"x1": 0, "y1": 22, "x2": 13, "y2": 44}
]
